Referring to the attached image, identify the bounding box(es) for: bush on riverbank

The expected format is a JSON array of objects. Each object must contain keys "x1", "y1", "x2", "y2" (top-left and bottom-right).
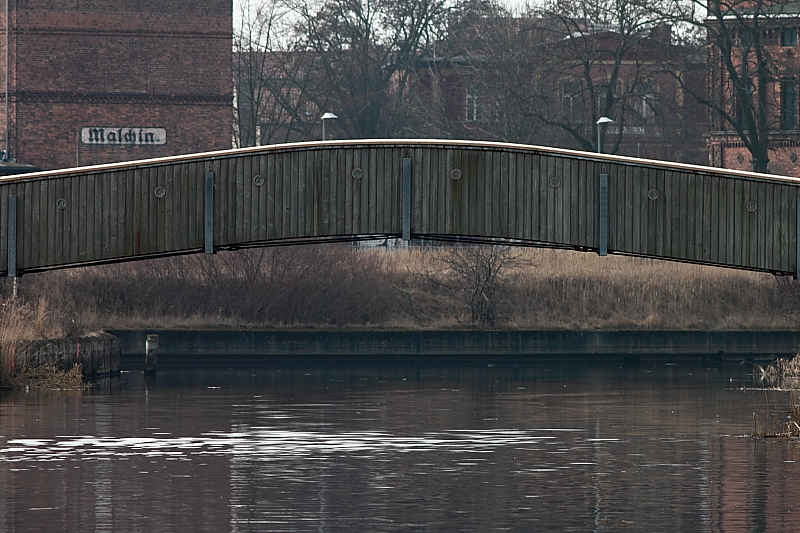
[{"x1": 2, "y1": 244, "x2": 798, "y2": 332}]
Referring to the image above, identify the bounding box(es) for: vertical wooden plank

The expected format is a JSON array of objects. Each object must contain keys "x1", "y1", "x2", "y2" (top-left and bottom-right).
[
  {"x1": 295, "y1": 150, "x2": 305, "y2": 237},
  {"x1": 344, "y1": 149, "x2": 353, "y2": 236},
  {"x1": 6, "y1": 193, "x2": 15, "y2": 275},
  {"x1": 579, "y1": 159, "x2": 590, "y2": 248},
  {"x1": 375, "y1": 148, "x2": 384, "y2": 234},
  {"x1": 67, "y1": 173, "x2": 79, "y2": 263},
  {"x1": 420, "y1": 147, "x2": 431, "y2": 234},
  {"x1": 508, "y1": 152, "x2": 517, "y2": 239},
  {"x1": 707, "y1": 175, "x2": 719, "y2": 264},
  {"x1": 755, "y1": 180, "x2": 766, "y2": 268},
  {"x1": 257, "y1": 155, "x2": 268, "y2": 240},
  {"x1": 266, "y1": 154, "x2": 277, "y2": 240},
  {"x1": 655, "y1": 168, "x2": 666, "y2": 257},
  {"x1": 733, "y1": 178, "x2": 743, "y2": 266},
  {"x1": 36, "y1": 179, "x2": 47, "y2": 267},
  {"x1": 599, "y1": 173, "x2": 608, "y2": 256},
  {"x1": 281, "y1": 151, "x2": 292, "y2": 238},
  {"x1": 351, "y1": 147, "x2": 360, "y2": 235},
  {"x1": 632, "y1": 164, "x2": 643, "y2": 254},
  {"x1": 537, "y1": 155, "x2": 548, "y2": 242},
  {"x1": 545, "y1": 156, "x2": 556, "y2": 243},
  {"x1": 570, "y1": 158, "x2": 579, "y2": 246},
  {"x1": 319, "y1": 149, "x2": 330, "y2": 236},
  {"x1": 370, "y1": 147, "x2": 379, "y2": 234},
  {"x1": 435, "y1": 146, "x2": 444, "y2": 235},
  {"x1": 402, "y1": 156, "x2": 411, "y2": 241},
  {"x1": 417, "y1": 147, "x2": 427, "y2": 236},
  {"x1": 384, "y1": 147, "x2": 395, "y2": 234},
  {"x1": 451, "y1": 149, "x2": 462, "y2": 236},
  {"x1": 489, "y1": 150, "x2": 500, "y2": 238},
  {"x1": 774, "y1": 183, "x2": 784, "y2": 271},
  {"x1": 686, "y1": 170, "x2": 696, "y2": 261},
  {"x1": 187, "y1": 163, "x2": 200, "y2": 249},
  {"x1": 623, "y1": 165, "x2": 634, "y2": 254},
  {"x1": 242, "y1": 155, "x2": 253, "y2": 243},
  {"x1": 726, "y1": 175, "x2": 736, "y2": 265},
  {"x1": 158, "y1": 165, "x2": 168, "y2": 253},
  {"x1": 641, "y1": 169, "x2": 664, "y2": 257}
]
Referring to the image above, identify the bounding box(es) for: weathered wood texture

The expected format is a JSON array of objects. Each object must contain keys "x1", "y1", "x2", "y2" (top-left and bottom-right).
[{"x1": 1, "y1": 140, "x2": 799, "y2": 275}]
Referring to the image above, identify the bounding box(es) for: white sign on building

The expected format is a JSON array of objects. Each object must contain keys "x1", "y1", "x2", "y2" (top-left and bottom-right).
[{"x1": 81, "y1": 127, "x2": 167, "y2": 145}]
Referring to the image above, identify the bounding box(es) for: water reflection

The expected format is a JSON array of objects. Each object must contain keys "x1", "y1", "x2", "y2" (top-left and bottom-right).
[{"x1": 0, "y1": 363, "x2": 798, "y2": 532}]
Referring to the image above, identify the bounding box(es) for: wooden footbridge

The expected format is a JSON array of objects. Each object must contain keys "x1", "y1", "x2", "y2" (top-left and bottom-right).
[{"x1": 2, "y1": 139, "x2": 800, "y2": 277}]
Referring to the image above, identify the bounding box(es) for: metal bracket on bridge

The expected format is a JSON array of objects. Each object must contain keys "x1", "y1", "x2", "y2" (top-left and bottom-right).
[
  {"x1": 204, "y1": 171, "x2": 215, "y2": 254},
  {"x1": 599, "y1": 173, "x2": 608, "y2": 256},
  {"x1": 402, "y1": 158, "x2": 411, "y2": 241},
  {"x1": 7, "y1": 194, "x2": 16, "y2": 277}
]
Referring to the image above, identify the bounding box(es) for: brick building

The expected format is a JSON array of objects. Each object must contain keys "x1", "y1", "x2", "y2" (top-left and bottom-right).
[
  {"x1": 0, "y1": 1, "x2": 232, "y2": 170},
  {"x1": 705, "y1": 0, "x2": 800, "y2": 175},
  {"x1": 411, "y1": 19, "x2": 707, "y2": 164}
]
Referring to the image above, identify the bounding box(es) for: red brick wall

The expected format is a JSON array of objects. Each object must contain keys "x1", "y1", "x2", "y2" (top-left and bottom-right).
[{"x1": 0, "y1": 0, "x2": 232, "y2": 170}]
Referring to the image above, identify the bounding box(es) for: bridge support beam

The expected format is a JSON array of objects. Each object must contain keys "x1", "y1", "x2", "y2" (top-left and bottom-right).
[
  {"x1": 402, "y1": 157, "x2": 411, "y2": 241},
  {"x1": 204, "y1": 170, "x2": 214, "y2": 254},
  {"x1": 599, "y1": 173, "x2": 608, "y2": 256},
  {"x1": 7, "y1": 194, "x2": 16, "y2": 277}
]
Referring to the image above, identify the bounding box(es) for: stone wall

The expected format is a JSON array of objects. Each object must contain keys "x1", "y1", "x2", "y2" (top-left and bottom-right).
[{"x1": 111, "y1": 329, "x2": 800, "y2": 364}]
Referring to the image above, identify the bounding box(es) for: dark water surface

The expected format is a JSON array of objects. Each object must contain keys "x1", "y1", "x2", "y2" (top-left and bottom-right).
[{"x1": 1, "y1": 360, "x2": 799, "y2": 532}]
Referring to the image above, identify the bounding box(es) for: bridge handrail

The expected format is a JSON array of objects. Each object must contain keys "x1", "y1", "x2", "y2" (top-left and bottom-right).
[{"x1": 1, "y1": 139, "x2": 799, "y2": 185}]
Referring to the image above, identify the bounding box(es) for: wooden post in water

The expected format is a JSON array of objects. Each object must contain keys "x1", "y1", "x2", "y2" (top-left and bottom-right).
[{"x1": 144, "y1": 334, "x2": 158, "y2": 374}]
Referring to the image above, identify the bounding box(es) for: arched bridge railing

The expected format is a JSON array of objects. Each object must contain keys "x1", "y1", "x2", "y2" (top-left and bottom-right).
[{"x1": 2, "y1": 139, "x2": 800, "y2": 277}]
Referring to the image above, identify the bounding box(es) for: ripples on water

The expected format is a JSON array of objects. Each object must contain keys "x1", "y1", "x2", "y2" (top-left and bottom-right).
[{"x1": 1, "y1": 362, "x2": 799, "y2": 532}]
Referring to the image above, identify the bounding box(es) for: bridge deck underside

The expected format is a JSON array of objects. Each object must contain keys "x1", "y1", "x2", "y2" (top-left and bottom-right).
[{"x1": 0, "y1": 141, "x2": 798, "y2": 275}]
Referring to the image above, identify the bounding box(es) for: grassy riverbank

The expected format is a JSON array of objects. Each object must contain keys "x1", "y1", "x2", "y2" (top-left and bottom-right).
[{"x1": 2, "y1": 244, "x2": 797, "y2": 333}]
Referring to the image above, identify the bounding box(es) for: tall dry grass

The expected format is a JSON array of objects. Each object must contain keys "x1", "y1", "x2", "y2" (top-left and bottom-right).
[
  {"x1": 3, "y1": 244, "x2": 798, "y2": 332},
  {"x1": 0, "y1": 297, "x2": 68, "y2": 388},
  {"x1": 391, "y1": 246, "x2": 793, "y2": 329}
]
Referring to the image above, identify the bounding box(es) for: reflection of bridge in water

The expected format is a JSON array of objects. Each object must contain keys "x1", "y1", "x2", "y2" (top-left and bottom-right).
[{"x1": 2, "y1": 139, "x2": 800, "y2": 277}]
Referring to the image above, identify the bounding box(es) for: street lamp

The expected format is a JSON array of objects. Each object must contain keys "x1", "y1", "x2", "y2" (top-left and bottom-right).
[
  {"x1": 321, "y1": 112, "x2": 338, "y2": 141},
  {"x1": 596, "y1": 116, "x2": 614, "y2": 154}
]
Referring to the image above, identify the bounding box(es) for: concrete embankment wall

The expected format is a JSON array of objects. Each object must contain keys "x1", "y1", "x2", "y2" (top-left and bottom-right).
[
  {"x1": 109, "y1": 329, "x2": 800, "y2": 364},
  {"x1": 15, "y1": 332, "x2": 120, "y2": 376}
]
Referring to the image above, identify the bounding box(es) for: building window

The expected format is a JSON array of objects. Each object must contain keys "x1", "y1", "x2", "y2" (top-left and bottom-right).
[
  {"x1": 561, "y1": 80, "x2": 582, "y2": 121},
  {"x1": 633, "y1": 80, "x2": 655, "y2": 122},
  {"x1": 465, "y1": 86, "x2": 482, "y2": 122},
  {"x1": 782, "y1": 28, "x2": 797, "y2": 47},
  {"x1": 782, "y1": 81, "x2": 798, "y2": 130}
]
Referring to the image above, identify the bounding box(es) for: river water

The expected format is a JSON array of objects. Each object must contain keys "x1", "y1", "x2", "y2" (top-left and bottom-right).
[{"x1": 1, "y1": 358, "x2": 798, "y2": 532}]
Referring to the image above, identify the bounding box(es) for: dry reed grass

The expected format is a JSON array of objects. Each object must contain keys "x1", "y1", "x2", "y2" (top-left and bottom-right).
[
  {"x1": 0, "y1": 297, "x2": 83, "y2": 389},
  {"x1": 3, "y1": 244, "x2": 798, "y2": 332}
]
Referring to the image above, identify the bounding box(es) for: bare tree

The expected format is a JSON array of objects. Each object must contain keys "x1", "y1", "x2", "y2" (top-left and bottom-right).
[
  {"x1": 657, "y1": 0, "x2": 800, "y2": 173},
  {"x1": 288, "y1": 0, "x2": 451, "y2": 139},
  {"x1": 233, "y1": 0, "x2": 327, "y2": 147},
  {"x1": 428, "y1": 244, "x2": 522, "y2": 325}
]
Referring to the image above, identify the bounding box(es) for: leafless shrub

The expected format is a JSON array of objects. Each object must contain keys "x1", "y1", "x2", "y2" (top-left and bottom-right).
[{"x1": 420, "y1": 245, "x2": 523, "y2": 326}]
